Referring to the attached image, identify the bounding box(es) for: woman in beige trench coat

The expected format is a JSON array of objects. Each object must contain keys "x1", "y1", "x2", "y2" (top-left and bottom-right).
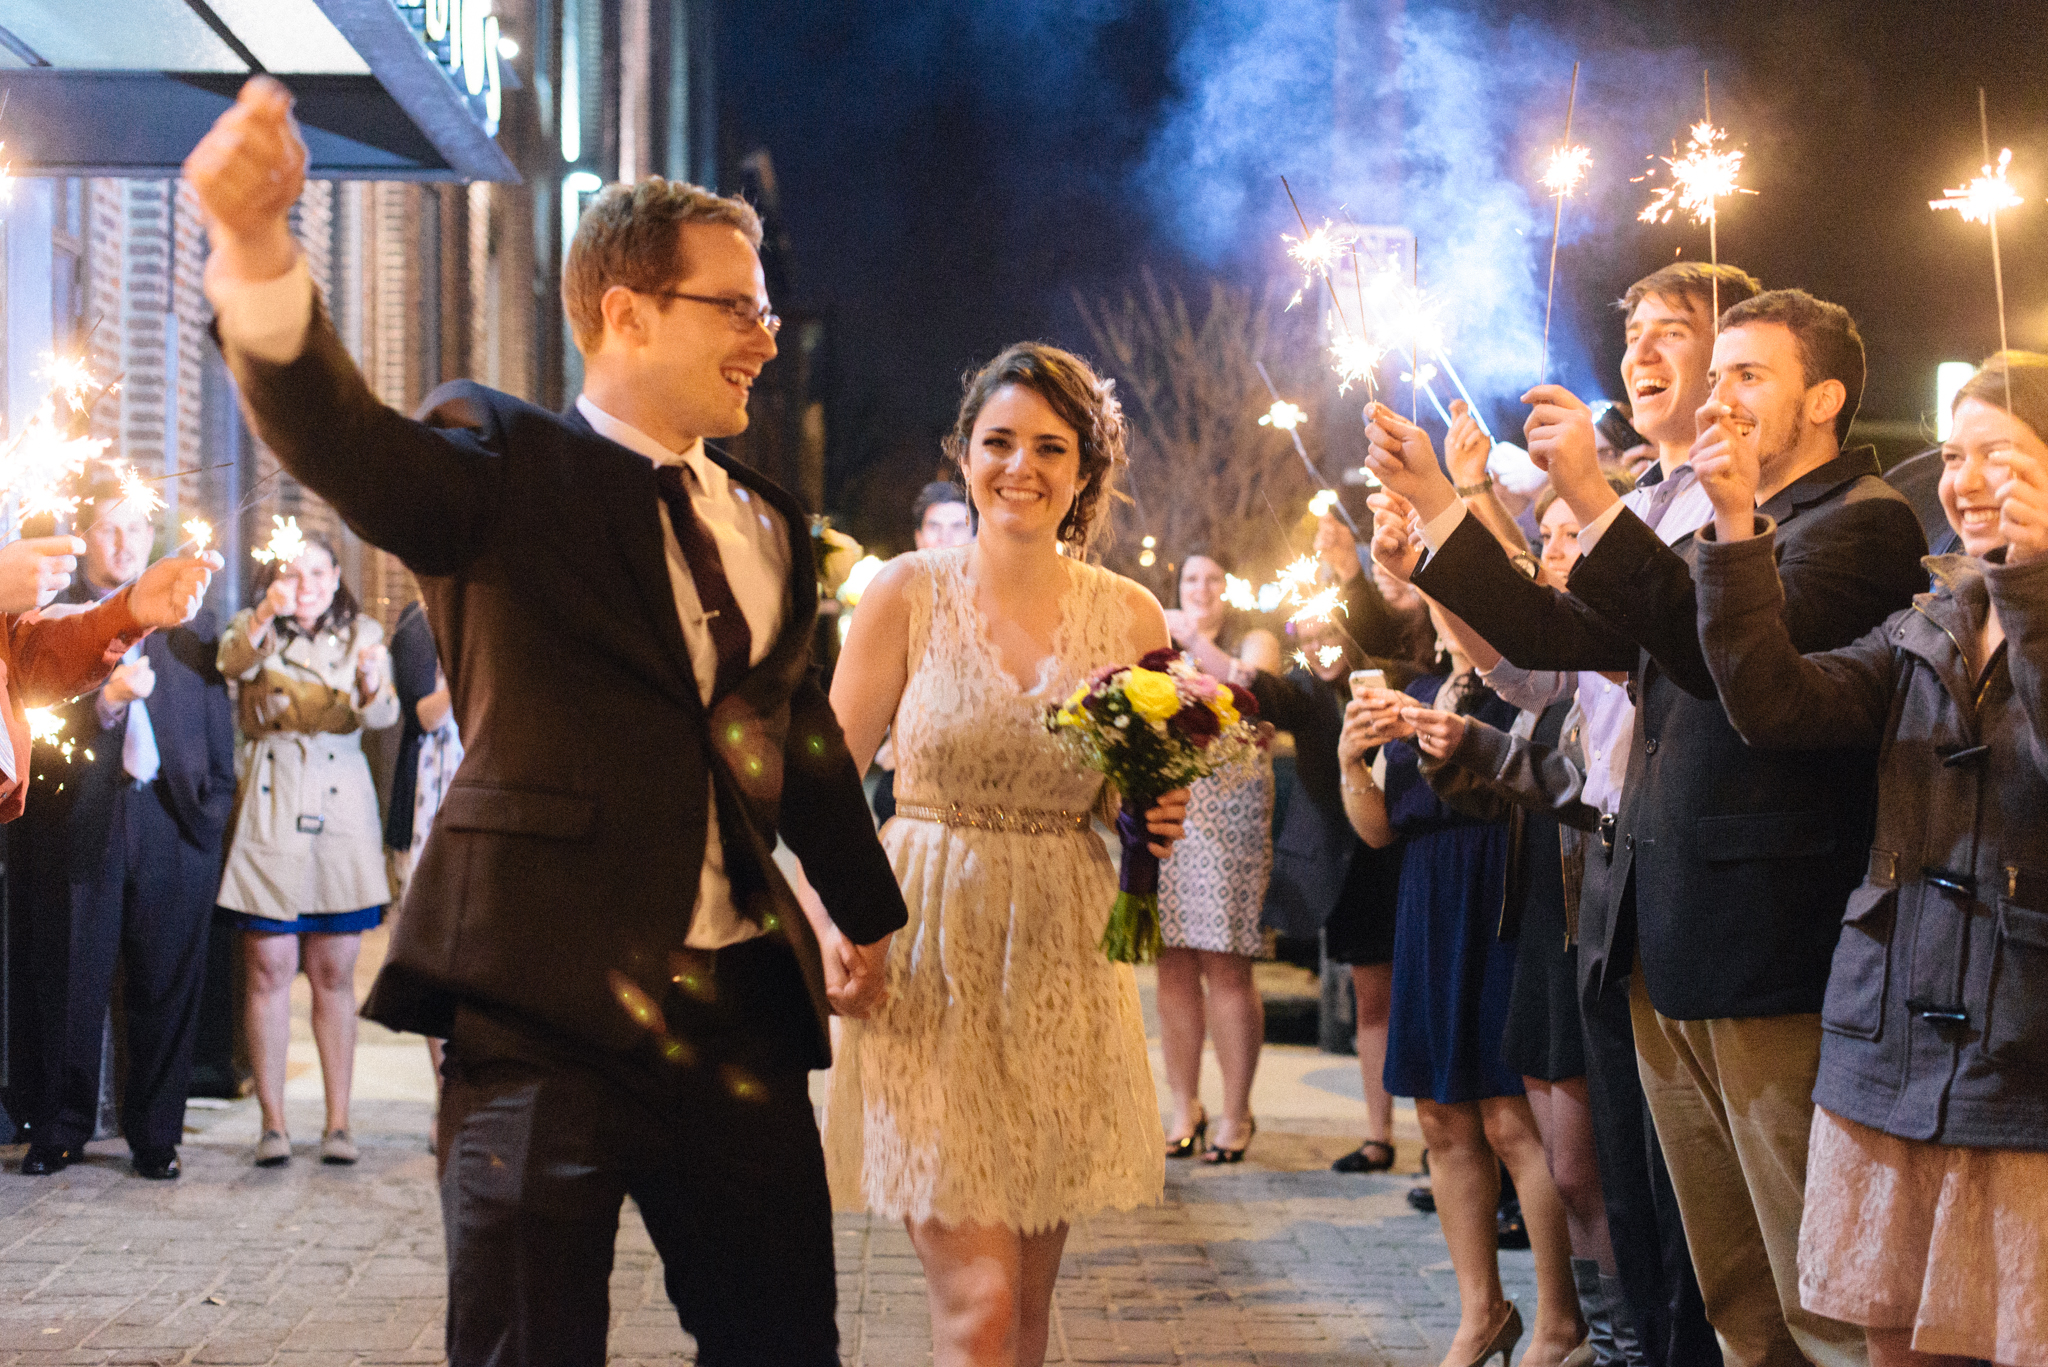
[{"x1": 216, "y1": 533, "x2": 397, "y2": 1168}]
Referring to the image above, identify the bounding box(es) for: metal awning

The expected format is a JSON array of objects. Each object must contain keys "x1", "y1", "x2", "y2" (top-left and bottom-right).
[{"x1": 0, "y1": 0, "x2": 519, "y2": 182}]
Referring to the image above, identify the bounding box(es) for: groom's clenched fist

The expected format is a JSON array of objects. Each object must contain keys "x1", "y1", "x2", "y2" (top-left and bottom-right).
[{"x1": 184, "y1": 76, "x2": 307, "y2": 285}]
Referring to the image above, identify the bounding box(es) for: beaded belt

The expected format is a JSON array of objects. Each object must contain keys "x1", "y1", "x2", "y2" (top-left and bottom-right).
[{"x1": 894, "y1": 800, "x2": 1090, "y2": 835}]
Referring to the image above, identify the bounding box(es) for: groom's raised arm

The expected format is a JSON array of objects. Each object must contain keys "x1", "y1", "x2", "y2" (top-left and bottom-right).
[{"x1": 190, "y1": 78, "x2": 500, "y2": 575}]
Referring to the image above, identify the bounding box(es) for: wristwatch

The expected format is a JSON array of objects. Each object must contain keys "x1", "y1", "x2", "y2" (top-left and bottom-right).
[{"x1": 1454, "y1": 476, "x2": 1494, "y2": 497}]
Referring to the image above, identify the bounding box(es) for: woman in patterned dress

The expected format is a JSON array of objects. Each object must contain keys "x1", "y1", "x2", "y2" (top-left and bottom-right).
[
  {"x1": 822, "y1": 342, "x2": 1190, "y2": 1366},
  {"x1": 1157, "y1": 551, "x2": 1280, "y2": 1162}
]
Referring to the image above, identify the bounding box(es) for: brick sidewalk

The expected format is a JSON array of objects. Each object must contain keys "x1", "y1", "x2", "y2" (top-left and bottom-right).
[{"x1": 0, "y1": 1100, "x2": 1538, "y2": 1366}]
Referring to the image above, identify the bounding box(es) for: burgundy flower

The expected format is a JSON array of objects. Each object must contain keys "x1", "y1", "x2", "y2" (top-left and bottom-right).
[
  {"x1": 1137, "y1": 647, "x2": 1181, "y2": 673},
  {"x1": 1226, "y1": 682, "x2": 1258, "y2": 718},
  {"x1": 1175, "y1": 699, "x2": 1220, "y2": 745}
]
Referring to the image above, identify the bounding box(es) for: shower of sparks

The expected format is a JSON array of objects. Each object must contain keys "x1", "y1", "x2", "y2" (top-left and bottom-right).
[
  {"x1": 1637, "y1": 121, "x2": 1750, "y2": 227},
  {"x1": 114, "y1": 463, "x2": 165, "y2": 517},
  {"x1": 1542, "y1": 145, "x2": 1593, "y2": 197},
  {"x1": 1222, "y1": 574, "x2": 1259, "y2": 612},
  {"x1": 24, "y1": 708, "x2": 76, "y2": 762},
  {"x1": 1284, "y1": 220, "x2": 1358, "y2": 310},
  {"x1": 1291, "y1": 650, "x2": 1312, "y2": 671},
  {"x1": 1288, "y1": 584, "x2": 1347, "y2": 627},
  {"x1": 1316, "y1": 645, "x2": 1345, "y2": 668},
  {"x1": 1330, "y1": 330, "x2": 1386, "y2": 396},
  {"x1": 250, "y1": 515, "x2": 308, "y2": 567},
  {"x1": 182, "y1": 518, "x2": 213, "y2": 553},
  {"x1": 1260, "y1": 400, "x2": 1307, "y2": 432},
  {"x1": 1931, "y1": 147, "x2": 2024, "y2": 224}
]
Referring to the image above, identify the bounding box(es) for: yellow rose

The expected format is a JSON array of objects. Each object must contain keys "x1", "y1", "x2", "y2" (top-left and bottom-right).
[
  {"x1": 1210, "y1": 691, "x2": 1239, "y2": 730},
  {"x1": 1124, "y1": 668, "x2": 1181, "y2": 724}
]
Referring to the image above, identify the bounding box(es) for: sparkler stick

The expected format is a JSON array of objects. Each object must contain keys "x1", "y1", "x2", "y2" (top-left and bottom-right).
[
  {"x1": 1254, "y1": 360, "x2": 1362, "y2": 536},
  {"x1": 1281, "y1": 177, "x2": 1353, "y2": 336},
  {"x1": 1431, "y1": 350, "x2": 1494, "y2": 442},
  {"x1": 1638, "y1": 71, "x2": 1751, "y2": 331},
  {"x1": 1539, "y1": 62, "x2": 1586, "y2": 382},
  {"x1": 1929, "y1": 89, "x2": 2022, "y2": 412}
]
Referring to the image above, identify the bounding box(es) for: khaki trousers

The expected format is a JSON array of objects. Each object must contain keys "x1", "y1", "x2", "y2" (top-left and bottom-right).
[{"x1": 1629, "y1": 973, "x2": 1867, "y2": 1367}]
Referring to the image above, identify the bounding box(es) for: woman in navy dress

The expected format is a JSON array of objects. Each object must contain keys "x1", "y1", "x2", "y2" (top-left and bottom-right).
[{"x1": 1341, "y1": 632, "x2": 1584, "y2": 1367}]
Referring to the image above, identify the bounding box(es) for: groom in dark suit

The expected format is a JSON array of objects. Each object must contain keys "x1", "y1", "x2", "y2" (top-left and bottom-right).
[{"x1": 188, "y1": 79, "x2": 906, "y2": 1367}]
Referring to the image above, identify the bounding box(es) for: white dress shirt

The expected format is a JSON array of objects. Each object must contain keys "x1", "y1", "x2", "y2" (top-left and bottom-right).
[{"x1": 206, "y1": 258, "x2": 791, "y2": 948}]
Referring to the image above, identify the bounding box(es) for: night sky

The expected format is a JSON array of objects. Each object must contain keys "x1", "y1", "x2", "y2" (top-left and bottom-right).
[{"x1": 721, "y1": 1, "x2": 2048, "y2": 544}]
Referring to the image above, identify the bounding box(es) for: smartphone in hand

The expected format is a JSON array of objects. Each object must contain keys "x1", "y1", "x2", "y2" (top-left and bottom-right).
[{"x1": 1349, "y1": 668, "x2": 1387, "y2": 701}]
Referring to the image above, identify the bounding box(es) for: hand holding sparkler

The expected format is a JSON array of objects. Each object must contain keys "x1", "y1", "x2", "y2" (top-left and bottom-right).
[
  {"x1": 1689, "y1": 398, "x2": 1763, "y2": 547},
  {"x1": 1991, "y1": 446, "x2": 2048, "y2": 565},
  {"x1": 127, "y1": 551, "x2": 224, "y2": 629},
  {"x1": 0, "y1": 536, "x2": 86, "y2": 614},
  {"x1": 1368, "y1": 490, "x2": 1423, "y2": 585},
  {"x1": 104, "y1": 657, "x2": 156, "y2": 708},
  {"x1": 1444, "y1": 401, "x2": 1493, "y2": 490},
  {"x1": 184, "y1": 76, "x2": 307, "y2": 286},
  {"x1": 1361, "y1": 402, "x2": 1458, "y2": 522},
  {"x1": 356, "y1": 641, "x2": 390, "y2": 698},
  {"x1": 1520, "y1": 385, "x2": 1612, "y2": 520}
]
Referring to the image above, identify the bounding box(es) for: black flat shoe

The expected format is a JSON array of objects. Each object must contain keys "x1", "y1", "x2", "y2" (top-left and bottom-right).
[
  {"x1": 1165, "y1": 1112, "x2": 1208, "y2": 1159},
  {"x1": 1202, "y1": 1117, "x2": 1256, "y2": 1164},
  {"x1": 19, "y1": 1144, "x2": 77, "y2": 1176},
  {"x1": 1496, "y1": 1193, "x2": 1530, "y2": 1250},
  {"x1": 1332, "y1": 1139, "x2": 1396, "y2": 1173},
  {"x1": 131, "y1": 1148, "x2": 180, "y2": 1181}
]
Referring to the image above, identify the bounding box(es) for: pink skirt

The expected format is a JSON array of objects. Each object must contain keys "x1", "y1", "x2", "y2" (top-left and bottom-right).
[{"x1": 1799, "y1": 1106, "x2": 2048, "y2": 1366}]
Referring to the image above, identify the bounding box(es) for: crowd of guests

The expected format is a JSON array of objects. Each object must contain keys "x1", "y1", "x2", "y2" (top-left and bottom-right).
[{"x1": 3, "y1": 484, "x2": 460, "y2": 1179}]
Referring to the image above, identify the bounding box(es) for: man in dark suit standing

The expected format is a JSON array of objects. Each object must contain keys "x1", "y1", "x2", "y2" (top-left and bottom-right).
[
  {"x1": 1367, "y1": 290, "x2": 1926, "y2": 1367},
  {"x1": 12, "y1": 476, "x2": 236, "y2": 1180},
  {"x1": 187, "y1": 79, "x2": 906, "y2": 1367}
]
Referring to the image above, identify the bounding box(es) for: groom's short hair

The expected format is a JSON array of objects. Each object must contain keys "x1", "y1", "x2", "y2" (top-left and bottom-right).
[{"x1": 563, "y1": 178, "x2": 763, "y2": 353}]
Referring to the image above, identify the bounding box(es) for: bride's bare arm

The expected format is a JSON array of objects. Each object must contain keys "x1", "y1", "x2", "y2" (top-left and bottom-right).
[{"x1": 829, "y1": 557, "x2": 918, "y2": 775}]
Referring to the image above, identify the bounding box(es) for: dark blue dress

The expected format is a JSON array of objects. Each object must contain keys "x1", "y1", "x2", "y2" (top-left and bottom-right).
[{"x1": 1381, "y1": 673, "x2": 1524, "y2": 1104}]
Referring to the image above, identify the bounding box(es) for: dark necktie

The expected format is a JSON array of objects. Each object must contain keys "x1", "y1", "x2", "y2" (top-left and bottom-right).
[{"x1": 654, "y1": 462, "x2": 754, "y2": 700}]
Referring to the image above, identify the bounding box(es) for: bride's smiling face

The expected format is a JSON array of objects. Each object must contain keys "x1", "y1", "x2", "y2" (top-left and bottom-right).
[{"x1": 965, "y1": 383, "x2": 1081, "y2": 543}]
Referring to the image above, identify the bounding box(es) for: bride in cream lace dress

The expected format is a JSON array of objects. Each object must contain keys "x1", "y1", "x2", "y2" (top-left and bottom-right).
[{"x1": 821, "y1": 343, "x2": 1187, "y2": 1366}]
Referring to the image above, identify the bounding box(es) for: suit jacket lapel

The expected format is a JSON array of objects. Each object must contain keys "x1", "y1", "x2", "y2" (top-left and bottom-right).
[
  {"x1": 702, "y1": 444, "x2": 818, "y2": 684},
  {"x1": 562, "y1": 406, "x2": 706, "y2": 718}
]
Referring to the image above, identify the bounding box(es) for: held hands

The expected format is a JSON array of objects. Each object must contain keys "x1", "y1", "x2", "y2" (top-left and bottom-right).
[
  {"x1": 1362, "y1": 402, "x2": 1459, "y2": 522},
  {"x1": 1520, "y1": 385, "x2": 1610, "y2": 518},
  {"x1": 1368, "y1": 489, "x2": 1423, "y2": 584},
  {"x1": 128, "y1": 552, "x2": 223, "y2": 629},
  {"x1": 1994, "y1": 447, "x2": 2048, "y2": 564},
  {"x1": 104, "y1": 657, "x2": 156, "y2": 708},
  {"x1": 1445, "y1": 400, "x2": 1493, "y2": 489},
  {"x1": 1400, "y1": 705, "x2": 1467, "y2": 760},
  {"x1": 1691, "y1": 399, "x2": 1762, "y2": 542},
  {"x1": 183, "y1": 76, "x2": 307, "y2": 286},
  {"x1": 0, "y1": 536, "x2": 86, "y2": 613},
  {"x1": 824, "y1": 927, "x2": 892, "y2": 1019}
]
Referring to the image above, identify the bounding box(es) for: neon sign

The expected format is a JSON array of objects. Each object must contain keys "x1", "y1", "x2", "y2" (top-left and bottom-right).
[{"x1": 394, "y1": 0, "x2": 503, "y2": 135}]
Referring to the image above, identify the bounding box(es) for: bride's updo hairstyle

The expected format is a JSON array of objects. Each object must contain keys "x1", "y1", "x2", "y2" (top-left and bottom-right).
[{"x1": 944, "y1": 342, "x2": 1128, "y2": 555}]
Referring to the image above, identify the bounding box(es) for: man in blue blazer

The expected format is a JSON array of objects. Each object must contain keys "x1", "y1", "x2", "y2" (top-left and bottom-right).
[
  {"x1": 188, "y1": 79, "x2": 906, "y2": 1367},
  {"x1": 12, "y1": 476, "x2": 237, "y2": 1180}
]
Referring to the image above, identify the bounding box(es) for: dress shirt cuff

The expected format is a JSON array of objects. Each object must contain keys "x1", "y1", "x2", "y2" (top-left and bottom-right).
[
  {"x1": 205, "y1": 256, "x2": 314, "y2": 365},
  {"x1": 1417, "y1": 500, "x2": 1468, "y2": 554},
  {"x1": 1574, "y1": 498, "x2": 1629, "y2": 554},
  {"x1": 1477, "y1": 659, "x2": 1569, "y2": 713}
]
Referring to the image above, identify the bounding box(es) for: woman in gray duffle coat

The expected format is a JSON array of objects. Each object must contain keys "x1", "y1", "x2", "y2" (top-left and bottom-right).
[
  {"x1": 217, "y1": 531, "x2": 398, "y2": 1170},
  {"x1": 1694, "y1": 351, "x2": 2048, "y2": 1367}
]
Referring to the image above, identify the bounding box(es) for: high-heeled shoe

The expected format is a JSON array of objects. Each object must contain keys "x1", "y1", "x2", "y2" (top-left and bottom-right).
[
  {"x1": 1165, "y1": 1109, "x2": 1207, "y2": 1159},
  {"x1": 1202, "y1": 1116, "x2": 1256, "y2": 1164},
  {"x1": 1460, "y1": 1303, "x2": 1523, "y2": 1367}
]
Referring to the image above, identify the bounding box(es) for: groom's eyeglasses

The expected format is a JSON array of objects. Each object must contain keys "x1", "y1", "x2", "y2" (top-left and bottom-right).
[{"x1": 656, "y1": 291, "x2": 782, "y2": 338}]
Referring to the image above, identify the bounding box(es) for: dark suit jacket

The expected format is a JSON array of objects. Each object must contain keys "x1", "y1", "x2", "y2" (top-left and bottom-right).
[
  {"x1": 218, "y1": 308, "x2": 908, "y2": 1067},
  {"x1": 1413, "y1": 448, "x2": 1928, "y2": 1019},
  {"x1": 12, "y1": 595, "x2": 234, "y2": 872}
]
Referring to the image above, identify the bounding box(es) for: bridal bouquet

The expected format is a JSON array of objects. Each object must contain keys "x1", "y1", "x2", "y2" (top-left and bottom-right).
[{"x1": 1045, "y1": 648, "x2": 1263, "y2": 963}]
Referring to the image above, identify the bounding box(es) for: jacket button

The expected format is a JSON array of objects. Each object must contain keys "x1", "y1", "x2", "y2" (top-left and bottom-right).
[
  {"x1": 1625, "y1": 834, "x2": 1634, "y2": 852},
  {"x1": 1645, "y1": 738, "x2": 1660, "y2": 755}
]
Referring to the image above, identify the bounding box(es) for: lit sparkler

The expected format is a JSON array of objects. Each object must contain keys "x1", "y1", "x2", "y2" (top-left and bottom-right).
[
  {"x1": 1260, "y1": 400, "x2": 1307, "y2": 432},
  {"x1": 1291, "y1": 650, "x2": 1312, "y2": 671},
  {"x1": 24, "y1": 707, "x2": 77, "y2": 762},
  {"x1": 250, "y1": 515, "x2": 308, "y2": 567},
  {"x1": 1330, "y1": 330, "x2": 1386, "y2": 397},
  {"x1": 114, "y1": 463, "x2": 165, "y2": 517},
  {"x1": 1636, "y1": 73, "x2": 1752, "y2": 327},
  {"x1": 1283, "y1": 217, "x2": 1358, "y2": 314},
  {"x1": 182, "y1": 518, "x2": 213, "y2": 553},
  {"x1": 1222, "y1": 574, "x2": 1259, "y2": 612},
  {"x1": 1316, "y1": 645, "x2": 1345, "y2": 669},
  {"x1": 1539, "y1": 61, "x2": 1588, "y2": 383},
  {"x1": 1930, "y1": 90, "x2": 2026, "y2": 411},
  {"x1": 1288, "y1": 584, "x2": 1347, "y2": 628}
]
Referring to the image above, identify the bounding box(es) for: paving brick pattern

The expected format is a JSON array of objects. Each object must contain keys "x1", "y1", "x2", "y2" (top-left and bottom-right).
[{"x1": 0, "y1": 1103, "x2": 1540, "y2": 1366}]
